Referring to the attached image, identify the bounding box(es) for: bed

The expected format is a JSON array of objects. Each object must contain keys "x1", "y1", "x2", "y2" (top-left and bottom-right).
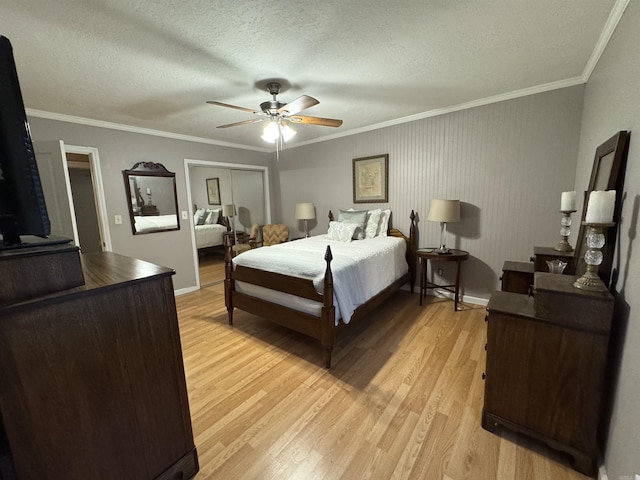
[
  {"x1": 195, "y1": 223, "x2": 228, "y2": 249},
  {"x1": 224, "y1": 210, "x2": 416, "y2": 367},
  {"x1": 193, "y1": 207, "x2": 230, "y2": 250},
  {"x1": 134, "y1": 214, "x2": 178, "y2": 234}
]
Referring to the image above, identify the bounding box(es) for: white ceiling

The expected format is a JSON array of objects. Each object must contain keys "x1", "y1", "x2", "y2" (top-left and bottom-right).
[{"x1": 2, "y1": 0, "x2": 625, "y2": 152}]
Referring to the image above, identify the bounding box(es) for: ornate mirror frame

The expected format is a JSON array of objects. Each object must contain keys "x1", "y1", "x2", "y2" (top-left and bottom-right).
[
  {"x1": 122, "y1": 162, "x2": 180, "y2": 235},
  {"x1": 573, "y1": 131, "x2": 630, "y2": 285}
]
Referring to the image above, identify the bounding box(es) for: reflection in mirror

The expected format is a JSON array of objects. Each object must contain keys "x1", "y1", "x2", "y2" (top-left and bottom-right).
[
  {"x1": 122, "y1": 162, "x2": 180, "y2": 235},
  {"x1": 188, "y1": 164, "x2": 267, "y2": 287}
]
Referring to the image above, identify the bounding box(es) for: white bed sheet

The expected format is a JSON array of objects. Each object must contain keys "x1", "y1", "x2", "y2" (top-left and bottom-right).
[
  {"x1": 232, "y1": 234, "x2": 408, "y2": 325},
  {"x1": 134, "y1": 214, "x2": 178, "y2": 233},
  {"x1": 195, "y1": 224, "x2": 227, "y2": 249}
]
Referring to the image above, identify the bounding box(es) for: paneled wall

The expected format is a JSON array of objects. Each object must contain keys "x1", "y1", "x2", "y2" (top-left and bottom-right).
[{"x1": 275, "y1": 86, "x2": 585, "y2": 301}]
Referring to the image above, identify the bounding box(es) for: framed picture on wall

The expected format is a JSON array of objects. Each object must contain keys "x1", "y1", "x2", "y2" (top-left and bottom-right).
[
  {"x1": 206, "y1": 177, "x2": 221, "y2": 205},
  {"x1": 353, "y1": 154, "x2": 389, "y2": 203}
]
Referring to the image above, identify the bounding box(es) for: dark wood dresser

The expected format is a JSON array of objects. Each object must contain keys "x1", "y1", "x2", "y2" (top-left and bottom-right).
[
  {"x1": 482, "y1": 273, "x2": 613, "y2": 475},
  {"x1": 0, "y1": 249, "x2": 198, "y2": 480}
]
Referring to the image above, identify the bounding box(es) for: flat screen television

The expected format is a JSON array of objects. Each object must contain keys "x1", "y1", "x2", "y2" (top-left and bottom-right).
[{"x1": 0, "y1": 35, "x2": 51, "y2": 247}]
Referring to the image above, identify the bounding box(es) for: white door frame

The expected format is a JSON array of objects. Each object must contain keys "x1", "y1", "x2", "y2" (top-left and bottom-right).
[
  {"x1": 184, "y1": 158, "x2": 271, "y2": 289},
  {"x1": 65, "y1": 145, "x2": 112, "y2": 252}
]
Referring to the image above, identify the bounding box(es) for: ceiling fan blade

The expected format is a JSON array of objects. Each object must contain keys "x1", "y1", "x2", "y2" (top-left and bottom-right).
[
  {"x1": 287, "y1": 115, "x2": 343, "y2": 127},
  {"x1": 216, "y1": 118, "x2": 266, "y2": 129},
  {"x1": 278, "y1": 95, "x2": 319, "y2": 116},
  {"x1": 207, "y1": 101, "x2": 263, "y2": 115}
]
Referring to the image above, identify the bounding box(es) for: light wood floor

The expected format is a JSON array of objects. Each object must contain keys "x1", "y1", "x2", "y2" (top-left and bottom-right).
[
  {"x1": 198, "y1": 252, "x2": 225, "y2": 286},
  {"x1": 175, "y1": 284, "x2": 593, "y2": 480}
]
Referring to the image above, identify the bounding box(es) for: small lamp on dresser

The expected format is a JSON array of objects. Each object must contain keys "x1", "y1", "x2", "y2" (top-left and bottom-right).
[
  {"x1": 295, "y1": 202, "x2": 315, "y2": 238},
  {"x1": 428, "y1": 199, "x2": 460, "y2": 254}
]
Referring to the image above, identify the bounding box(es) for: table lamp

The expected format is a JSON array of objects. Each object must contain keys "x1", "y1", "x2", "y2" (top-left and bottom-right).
[
  {"x1": 428, "y1": 199, "x2": 460, "y2": 254},
  {"x1": 222, "y1": 204, "x2": 237, "y2": 247},
  {"x1": 295, "y1": 202, "x2": 315, "y2": 238}
]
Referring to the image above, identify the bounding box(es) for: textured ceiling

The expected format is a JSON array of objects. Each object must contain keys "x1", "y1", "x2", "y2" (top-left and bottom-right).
[{"x1": 2, "y1": 0, "x2": 621, "y2": 151}]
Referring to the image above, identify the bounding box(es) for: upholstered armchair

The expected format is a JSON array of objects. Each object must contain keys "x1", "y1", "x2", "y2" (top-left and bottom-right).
[
  {"x1": 232, "y1": 223, "x2": 261, "y2": 255},
  {"x1": 261, "y1": 224, "x2": 289, "y2": 246}
]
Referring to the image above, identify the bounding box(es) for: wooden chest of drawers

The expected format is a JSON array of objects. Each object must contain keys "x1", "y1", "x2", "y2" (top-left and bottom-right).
[{"x1": 483, "y1": 273, "x2": 613, "y2": 475}]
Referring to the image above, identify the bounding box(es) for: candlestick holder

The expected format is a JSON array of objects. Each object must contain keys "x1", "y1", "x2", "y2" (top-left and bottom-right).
[
  {"x1": 573, "y1": 222, "x2": 615, "y2": 292},
  {"x1": 554, "y1": 209, "x2": 576, "y2": 252}
]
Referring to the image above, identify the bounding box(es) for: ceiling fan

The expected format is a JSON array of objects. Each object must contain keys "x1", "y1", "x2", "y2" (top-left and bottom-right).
[{"x1": 206, "y1": 82, "x2": 343, "y2": 142}]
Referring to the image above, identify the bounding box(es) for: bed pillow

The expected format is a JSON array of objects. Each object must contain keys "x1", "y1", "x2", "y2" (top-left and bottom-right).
[
  {"x1": 194, "y1": 208, "x2": 207, "y2": 226},
  {"x1": 338, "y1": 209, "x2": 367, "y2": 240},
  {"x1": 377, "y1": 209, "x2": 391, "y2": 236},
  {"x1": 364, "y1": 209, "x2": 382, "y2": 239},
  {"x1": 204, "y1": 209, "x2": 219, "y2": 225},
  {"x1": 327, "y1": 221, "x2": 357, "y2": 242}
]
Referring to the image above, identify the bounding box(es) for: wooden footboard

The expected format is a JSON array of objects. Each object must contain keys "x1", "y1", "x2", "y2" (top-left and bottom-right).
[{"x1": 224, "y1": 210, "x2": 416, "y2": 367}]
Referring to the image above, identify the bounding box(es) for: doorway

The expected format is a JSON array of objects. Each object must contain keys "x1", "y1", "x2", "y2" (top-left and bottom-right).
[
  {"x1": 34, "y1": 141, "x2": 111, "y2": 252},
  {"x1": 184, "y1": 159, "x2": 271, "y2": 288},
  {"x1": 66, "y1": 153, "x2": 103, "y2": 253}
]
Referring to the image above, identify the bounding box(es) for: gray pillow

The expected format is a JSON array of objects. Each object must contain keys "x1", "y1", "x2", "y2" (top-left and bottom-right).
[
  {"x1": 194, "y1": 208, "x2": 206, "y2": 226},
  {"x1": 338, "y1": 209, "x2": 367, "y2": 239}
]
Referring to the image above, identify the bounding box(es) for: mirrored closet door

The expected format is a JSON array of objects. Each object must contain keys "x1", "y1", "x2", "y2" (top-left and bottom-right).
[{"x1": 187, "y1": 162, "x2": 269, "y2": 287}]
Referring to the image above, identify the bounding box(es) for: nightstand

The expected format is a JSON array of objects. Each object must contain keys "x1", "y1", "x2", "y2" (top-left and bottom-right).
[{"x1": 417, "y1": 248, "x2": 469, "y2": 310}]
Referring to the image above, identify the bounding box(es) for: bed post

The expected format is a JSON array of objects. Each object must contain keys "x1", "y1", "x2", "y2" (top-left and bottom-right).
[
  {"x1": 321, "y1": 245, "x2": 336, "y2": 368},
  {"x1": 224, "y1": 233, "x2": 234, "y2": 325},
  {"x1": 408, "y1": 210, "x2": 417, "y2": 293}
]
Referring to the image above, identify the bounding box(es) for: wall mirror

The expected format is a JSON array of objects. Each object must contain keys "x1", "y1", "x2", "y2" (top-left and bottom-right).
[
  {"x1": 123, "y1": 162, "x2": 180, "y2": 235},
  {"x1": 573, "y1": 131, "x2": 630, "y2": 284}
]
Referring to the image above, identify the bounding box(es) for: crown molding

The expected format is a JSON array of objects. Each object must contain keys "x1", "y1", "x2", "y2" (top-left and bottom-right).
[
  {"x1": 290, "y1": 76, "x2": 586, "y2": 149},
  {"x1": 582, "y1": 0, "x2": 631, "y2": 82},
  {"x1": 25, "y1": 108, "x2": 270, "y2": 153}
]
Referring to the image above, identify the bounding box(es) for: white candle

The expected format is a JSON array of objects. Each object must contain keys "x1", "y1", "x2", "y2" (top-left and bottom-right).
[
  {"x1": 146, "y1": 188, "x2": 151, "y2": 195},
  {"x1": 585, "y1": 190, "x2": 616, "y2": 223},
  {"x1": 561, "y1": 191, "x2": 576, "y2": 211}
]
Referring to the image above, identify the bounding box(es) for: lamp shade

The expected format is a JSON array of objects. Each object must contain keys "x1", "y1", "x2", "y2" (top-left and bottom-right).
[
  {"x1": 295, "y1": 202, "x2": 315, "y2": 220},
  {"x1": 428, "y1": 199, "x2": 460, "y2": 223},
  {"x1": 222, "y1": 204, "x2": 236, "y2": 217}
]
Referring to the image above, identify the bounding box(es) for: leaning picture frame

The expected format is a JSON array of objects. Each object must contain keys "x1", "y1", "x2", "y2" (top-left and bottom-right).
[
  {"x1": 353, "y1": 154, "x2": 389, "y2": 203},
  {"x1": 206, "y1": 177, "x2": 221, "y2": 205}
]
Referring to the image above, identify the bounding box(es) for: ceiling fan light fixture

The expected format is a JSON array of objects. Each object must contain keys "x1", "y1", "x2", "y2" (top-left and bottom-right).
[
  {"x1": 261, "y1": 120, "x2": 296, "y2": 143},
  {"x1": 261, "y1": 121, "x2": 279, "y2": 143},
  {"x1": 281, "y1": 124, "x2": 296, "y2": 142}
]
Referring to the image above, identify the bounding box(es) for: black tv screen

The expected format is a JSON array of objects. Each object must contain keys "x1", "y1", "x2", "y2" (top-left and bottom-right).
[{"x1": 0, "y1": 35, "x2": 51, "y2": 246}]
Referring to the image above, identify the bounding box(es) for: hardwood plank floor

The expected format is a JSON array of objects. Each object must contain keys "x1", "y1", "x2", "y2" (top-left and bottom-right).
[
  {"x1": 198, "y1": 251, "x2": 225, "y2": 286},
  {"x1": 175, "y1": 284, "x2": 594, "y2": 480}
]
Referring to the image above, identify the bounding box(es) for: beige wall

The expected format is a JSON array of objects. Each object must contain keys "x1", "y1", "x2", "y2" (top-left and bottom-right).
[
  {"x1": 575, "y1": 1, "x2": 640, "y2": 478},
  {"x1": 28, "y1": 116, "x2": 271, "y2": 291},
  {"x1": 274, "y1": 86, "x2": 584, "y2": 301}
]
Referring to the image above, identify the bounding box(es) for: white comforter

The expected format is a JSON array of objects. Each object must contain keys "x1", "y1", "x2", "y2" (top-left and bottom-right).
[
  {"x1": 134, "y1": 214, "x2": 178, "y2": 233},
  {"x1": 195, "y1": 223, "x2": 227, "y2": 249},
  {"x1": 232, "y1": 234, "x2": 408, "y2": 324}
]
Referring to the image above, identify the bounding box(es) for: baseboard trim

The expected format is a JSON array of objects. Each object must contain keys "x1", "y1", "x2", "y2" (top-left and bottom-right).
[
  {"x1": 175, "y1": 286, "x2": 199, "y2": 297},
  {"x1": 423, "y1": 289, "x2": 489, "y2": 307},
  {"x1": 598, "y1": 463, "x2": 608, "y2": 480}
]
